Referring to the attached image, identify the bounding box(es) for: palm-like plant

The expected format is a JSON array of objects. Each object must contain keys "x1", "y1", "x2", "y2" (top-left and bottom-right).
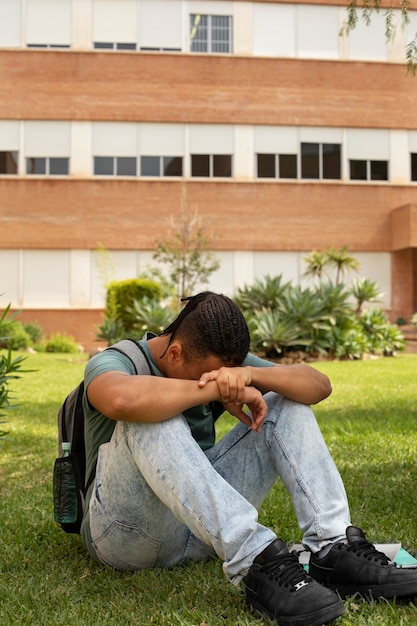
[
  {"x1": 302, "y1": 250, "x2": 329, "y2": 284},
  {"x1": 350, "y1": 277, "x2": 383, "y2": 315},
  {"x1": 325, "y1": 246, "x2": 360, "y2": 285}
]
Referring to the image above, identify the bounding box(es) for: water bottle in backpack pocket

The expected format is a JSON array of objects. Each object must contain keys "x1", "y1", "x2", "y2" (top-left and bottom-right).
[{"x1": 53, "y1": 442, "x2": 79, "y2": 525}]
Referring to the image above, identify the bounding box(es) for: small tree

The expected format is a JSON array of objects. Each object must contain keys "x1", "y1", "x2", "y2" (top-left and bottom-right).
[{"x1": 153, "y1": 188, "x2": 220, "y2": 299}]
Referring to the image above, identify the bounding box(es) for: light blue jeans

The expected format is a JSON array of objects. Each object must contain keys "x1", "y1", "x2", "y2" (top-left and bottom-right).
[{"x1": 86, "y1": 393, "x2": 351, "y2": 584}]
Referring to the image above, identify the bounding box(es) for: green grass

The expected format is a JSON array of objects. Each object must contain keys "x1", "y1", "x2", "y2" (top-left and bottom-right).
[{"x1": 1, "y1": 352, "x2": 417, "y2": 625}]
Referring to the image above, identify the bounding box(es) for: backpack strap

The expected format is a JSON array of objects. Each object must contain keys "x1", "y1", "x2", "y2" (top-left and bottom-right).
[
  {"x1": 107, "y1": 338, "x2": 154, "y2": 375},
  {"x1": 84, "y1": 340, "x2": 154, "y2": 497}
]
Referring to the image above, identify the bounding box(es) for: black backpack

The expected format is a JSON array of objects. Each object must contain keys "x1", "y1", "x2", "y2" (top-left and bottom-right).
[{"x1": 53, "y1": 339, "x2": 153, "y2": 534}]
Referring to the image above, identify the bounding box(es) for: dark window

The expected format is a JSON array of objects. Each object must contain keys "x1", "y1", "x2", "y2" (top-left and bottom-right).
[
  {"x1": 191, "y1": 154, "x2": 231, "y2": 177},
  {"x1": 26, "y1": 157, "x2": 46, "y2": 174},
  {"x1": 211, "y1": 16, "x2": 232, "y2": 53},
  {"x1": 190, "y1": 15, "x2": 208, "y2": 52},
  {"x1": 322, "y1": 143, "x2": 341, "y2": 179},
  {"x1": 350, "y1": 159, "x2": 367, "y2": 180},
  {"x1": 190, "y1": 14, "x2": 232, "y2": 53},
  {"x1": 279, "y1": 154, "x2": 297, "y2": 179},
  {"x1": 27, "y1": 43, "x2": 70, "y2": 48},
  {"x1": 370, "y1": 160, "x2": 388, "y2": 181},
  {"x1": 412, "y1": 153, "x2": 417, "y2": 181},
  {"x1": 93, "y1": 42, "x2": 114, "y2": 49},
  {"x1": 191, "y1": 154, "x2": 210, "y2": 176},
  {"x1": 116, "y1": 42, "x2": 136, "y2": 50},
  {"x1": 141, "y1": 156, "x2": 160, "y2": 176},
  {"x1": 117, "y1": 157, "x2": 136, "y2": 176},
  {"x1": 94, "y1": 156, "x2": 113, "y2": 175},
  {"x1": 49, "y1": 157, "x2": 69, "y2": 175},
  {"x1": 0, "y1": 151, "x2": 18, "y2": 174},
  {"x1": 301, "y1": 143, "x2": 320, "y2": 179},
  {"x1": 213, "y1": 154, "x2": 232, "y2": 177},
  {"x1": 163, "y1": 156, "x2": 183, "y2": 176},
  {"x1": 257, "y1": 154, "x2": 276, "y2": 178}
]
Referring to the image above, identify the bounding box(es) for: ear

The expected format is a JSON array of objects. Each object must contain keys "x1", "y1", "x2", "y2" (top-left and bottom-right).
[{"x1": 167, "y1": 340, "x2": 184, "y2": 363}]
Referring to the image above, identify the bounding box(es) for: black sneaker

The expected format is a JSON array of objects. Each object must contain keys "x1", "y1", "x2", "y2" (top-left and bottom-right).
[
  {"x1": 309, "y1": 526, "x2": 417, "y2": 600},
  {"x1": 244, "y1": 539, "x2": 345, "y2": 626}
]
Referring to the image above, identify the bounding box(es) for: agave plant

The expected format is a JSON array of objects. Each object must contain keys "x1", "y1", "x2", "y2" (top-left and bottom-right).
[
  {"x1": 129, "y1": 296, "x2": 177, "y2": 336},
  {"x1": 250, "y1": 308, "x2": 312, "y2": 356},
  {"x1": 233, "y1": 274, "x2": 292, "y2": 315}
]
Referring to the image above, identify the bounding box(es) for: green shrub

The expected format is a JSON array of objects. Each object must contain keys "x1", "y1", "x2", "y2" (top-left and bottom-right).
[
  {"x1": 44, "y1": 333, "x2": 79, "y2": 353},
  {"x1": 0, "y1": 320, "x2": 32, "y2": 350},
  {"x1": 23, "y1": 321, "x2": 43, "y2": 344},
  {"x1": 410, "y1": 312, "x2": 417, "y2": 326},
  {"x1": 104, "y1": 278, "x2": 162, "y2": 338}
]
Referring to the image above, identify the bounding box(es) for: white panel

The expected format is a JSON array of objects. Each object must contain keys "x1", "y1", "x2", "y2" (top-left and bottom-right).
[
  {"x1": 253, "y1": 3, "x2": 296, "y2": 57},
  {"x1": 390, "y1": 130, "x2": 408, "y2": 184},
  {"x1": 23, "y1": 251, "x2": 70, "y2": 307},
  {"x1": 406, "y1": 10, "x2": 417, "y2": 49},
  {"x1": 72, "y1": 0, "x2": 93, "y2": 49},
  {"x1": 206, "y1": 251, "x2": 235, "y2": 296},
  {"x1": 93, "y1": 0, "x2": 136, "y2": 42},
  {"x1": 26, "y1": 0, "x2": 72, "y2": 45},
  {"x1": 351, "y1": 252, "x2": 391, "y2": 308},
  {"x1": 254, "y1": 127, "x2": 298, "y2": 153},
  {"x1": 24, "y1": 122, "x2": 71, "y2": 156},
  {"x1": 234, "y1": 125, "x2": 253, "y2": 179},
  {"x1": 139, "y1": 0, "x2": 182, "y2": 49},
  {"x1": 92, "y1": 122, "x2": 137, "y2": 155},
  {"x1": 234, "y1": 251, "x2": 254, "y2": 289},
  {"x1": 346, "y1": 129, "x2": 390, "y2": 159},
  {"x1": 138, "y1": 124, "x2": 185, "y2": 155},
  {"x1": 234, "y1": 1, "x2": 252, "y2": 55},
  {"x1": 0, "y1": 122, "x2": 20, "y2": 149},
  {"x1": 0, "y1": 251, "x2": 21, "y2": 307},
  {"x1": 300, "y1": 127, "x2": 343, "y2": 143},
  {"x1": 409, "y1": 131, "x2": 417, "y2": 153},
  {"x1": 297, "y1": 6, "x2": 339, "y2": 59},
  {"x1": 71, "y1": 121, "x2": 92, "y2": 175},
  {"x1": 70, "y1": 250, "x2": 91, "y2": 307},
  {"x1": 187, "y1": 1, "x2": 233, "y2": 15},
  {"x1": 346, "y1": 11, "x2": 388, "y2": 61},
  {"x1": 189, "y1": 125, "x2": 234, "y2": 153},
  {"x1": 254, "y1": 252, "x2": 300, "y2": 284},
  {"x1": 0, "y1": 0, "x2": 22, "y2": 47}
]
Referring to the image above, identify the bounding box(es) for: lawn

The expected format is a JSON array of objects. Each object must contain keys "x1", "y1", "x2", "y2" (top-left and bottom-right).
[{"x1": 0, "y1": 352, "x2": 416, "y2": 625}]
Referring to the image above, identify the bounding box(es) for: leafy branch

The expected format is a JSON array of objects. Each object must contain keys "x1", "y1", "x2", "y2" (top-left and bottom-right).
[{"x1": 341, "y1": 0, "x2": 417, "y2": 75}]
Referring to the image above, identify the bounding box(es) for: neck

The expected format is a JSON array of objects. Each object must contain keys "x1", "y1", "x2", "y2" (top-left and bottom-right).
[{"x1": 147, "y1": 334, "x2": 170, "y2": 376}]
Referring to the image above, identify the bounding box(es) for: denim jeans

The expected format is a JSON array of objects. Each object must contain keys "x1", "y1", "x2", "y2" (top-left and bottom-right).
[{"x1": 87, "y1": 392, "x2": 351, "y2": 584}]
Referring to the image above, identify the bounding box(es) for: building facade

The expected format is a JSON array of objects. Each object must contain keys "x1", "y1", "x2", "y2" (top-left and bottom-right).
[{"x1": 1, "y1": 0, "x2": 417, "y2": 349}]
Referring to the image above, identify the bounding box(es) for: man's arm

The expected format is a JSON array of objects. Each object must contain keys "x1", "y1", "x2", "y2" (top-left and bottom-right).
[
  {"x1": 199, "y1": 363, "x2": 332, "y2": 406},
  {"x1": 87, "y1": 370, "x2": 268, "y2": 426}
]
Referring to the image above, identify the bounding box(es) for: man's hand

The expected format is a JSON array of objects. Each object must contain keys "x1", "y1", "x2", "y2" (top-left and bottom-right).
[
  {"x1": 224, "y1": 385, "x2": 267, "y2": 432},
  {"x1": 198, "y1": 366, "x2": 252, "y2": 404},
  {"x1": 199, "y1": 367, "x2": 267, "y2": 431}
]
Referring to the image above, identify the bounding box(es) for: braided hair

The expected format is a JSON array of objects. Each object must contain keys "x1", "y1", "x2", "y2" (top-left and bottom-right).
[{"x1": 160, "y1": 292, "x2": 250, "y2": 366}]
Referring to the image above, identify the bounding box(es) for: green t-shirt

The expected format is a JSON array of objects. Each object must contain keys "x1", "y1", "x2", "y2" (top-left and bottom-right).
[{"x1": 82, "y1": 333, "x2": 275, "y2": 487}]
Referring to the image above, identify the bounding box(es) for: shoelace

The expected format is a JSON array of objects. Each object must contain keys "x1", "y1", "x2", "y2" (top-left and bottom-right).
[
  {"x1": 344, "y1": 539, "x2": 391, "y2": 565},
  {"x1": 261, "y1": 551, "x2": 309, "y2": 588}
]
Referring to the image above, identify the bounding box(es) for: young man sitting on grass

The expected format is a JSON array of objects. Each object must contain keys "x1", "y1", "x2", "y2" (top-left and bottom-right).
[{"x1": 80, "y1": 292, "x2": 417, "y2": 626}]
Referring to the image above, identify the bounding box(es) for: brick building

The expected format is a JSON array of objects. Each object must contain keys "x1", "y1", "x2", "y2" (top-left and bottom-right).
[{"x1": 0, "y1": 0, "x2": 416, "y2": 350}]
